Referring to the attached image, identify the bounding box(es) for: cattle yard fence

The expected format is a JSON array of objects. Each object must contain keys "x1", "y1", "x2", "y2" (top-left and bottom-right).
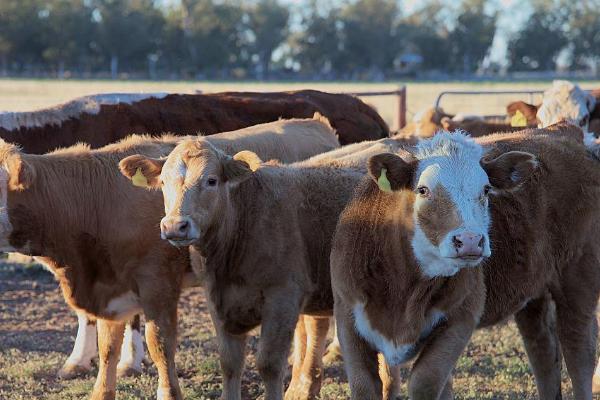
[
  {"x1": 343, "y1": 86, "x2": 407, "y2": 131},
  {"x1": 434, "y1": 89, "x2": 545, "y2": 120}
]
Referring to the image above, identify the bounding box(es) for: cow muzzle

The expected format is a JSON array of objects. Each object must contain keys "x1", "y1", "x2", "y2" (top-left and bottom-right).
[
  {"x1": 160, "y1": 216, "x2": 199, "y2": 247},
  {"x1": 451, "y1": 231, "x2": 485, "y2": 260}
]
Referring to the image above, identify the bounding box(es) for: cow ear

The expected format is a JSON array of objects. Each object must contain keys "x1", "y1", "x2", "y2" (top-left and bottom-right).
[
  {"x1": 5, "y1": 154, "x2": 35, "y2": 191},
  {"x1": 119, "y1": 155, "x2": 165, "y2": 189},
  {"x1": 441, "y1": 117, "x2": 454, "y2": 131},
  {"x1": 368, "y1": 152, "x2": 415, "y2": 192},
  {"x1": 481, "y1": 151, "x2": 538, "y2": 190},
  {"x1": 223, "y1": 151, "x2": 262, "y2": 183}
]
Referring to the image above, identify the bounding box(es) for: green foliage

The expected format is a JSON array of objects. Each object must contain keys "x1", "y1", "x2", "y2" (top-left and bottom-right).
[{"x1": 1, "y1": 0, "x2": 599, "y2": 78}]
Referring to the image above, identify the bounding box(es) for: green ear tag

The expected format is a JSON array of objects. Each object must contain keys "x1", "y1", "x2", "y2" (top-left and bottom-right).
[
  {"x1": 132, "y1": 168, "x2": 149, "y2": 188},
  {"x1": 377, "y1": 168, "x2": 392, "y2": 192}
]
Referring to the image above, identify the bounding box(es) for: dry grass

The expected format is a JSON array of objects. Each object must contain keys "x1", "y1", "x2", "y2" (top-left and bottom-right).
[
  {"x1": 2, "y1": 78, "x2": 600, "y2": 131},
  {"x1": 1, "y1": 261, "x2": 597, "y2": 399}
]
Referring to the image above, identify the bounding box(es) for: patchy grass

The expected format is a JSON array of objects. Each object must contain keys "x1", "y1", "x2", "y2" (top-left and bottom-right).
[{"x1": 0, "y1": 261, "x2": 598, "y2": 399}]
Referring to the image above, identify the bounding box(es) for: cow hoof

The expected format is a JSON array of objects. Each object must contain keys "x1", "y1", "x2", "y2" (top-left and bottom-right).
[
  {"x1": 593, "y1": 374, "x2": 600, "y2": 394},
  {"x1": 117, "y1": 365, "x2": 142, "y2": 378},
  {"x1": 58, "y1": 363, "x2": 91, "y2": 379},
  {"x1": 90, "y1": 389, "x2": 116, "y2": 400},
  {"x1": 322, "y1": 345, "x2": 343, "y2": 365}
]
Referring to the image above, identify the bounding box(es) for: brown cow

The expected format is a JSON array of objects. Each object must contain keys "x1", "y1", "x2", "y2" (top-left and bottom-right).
[
  {"x1": 0, "y1": 116, "x2": 339, "y2": 400},
  {"x1": 0, "y1": 90, "x2": 388, "y2": 153},
  {"x1": 395, "y1": 107, "x2": 453, "y2": 139},
  {"x1": 440, "y1": 116, "x2": 526, "y2": 136},
  {"x1": 331, "y1": 126, "x2": 600, "y2": 399},
  {"x1": 118, "y1": 134, "x2": 409, "y2": 399}
]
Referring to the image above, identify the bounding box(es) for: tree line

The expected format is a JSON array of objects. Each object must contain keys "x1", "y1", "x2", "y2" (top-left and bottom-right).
[{"x1": 0, "y1": 0, "x2": 599, "y2": 80}]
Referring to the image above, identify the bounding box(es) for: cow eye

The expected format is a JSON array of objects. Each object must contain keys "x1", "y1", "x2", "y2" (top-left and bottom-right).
[
  {"x1": 580, "y1": 115, "x2": 589, "y2": 127},
  {"x1": 417, "y1": 186, "x2": 430, "y2": 198},
  {"x1": 207, "y1": 177, "x2": 217, "y2": 186},
  {"x1": 483, "y1": 185, "x2": 491, "y2": 196}
]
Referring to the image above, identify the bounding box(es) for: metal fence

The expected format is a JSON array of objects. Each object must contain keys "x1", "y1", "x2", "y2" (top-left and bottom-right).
[{"x1": 345, "y1": 86, "x2": 407, "y2": 130}]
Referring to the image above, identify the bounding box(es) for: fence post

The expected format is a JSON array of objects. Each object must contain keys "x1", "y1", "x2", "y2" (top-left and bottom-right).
[{"x1": 397, "y1": 86, "x2": 407, "y2": 130}]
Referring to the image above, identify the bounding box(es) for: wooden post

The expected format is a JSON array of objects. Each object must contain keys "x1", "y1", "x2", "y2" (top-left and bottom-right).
[{"x1": 397, "y1": 86, "x2": 407, "y2": 130}]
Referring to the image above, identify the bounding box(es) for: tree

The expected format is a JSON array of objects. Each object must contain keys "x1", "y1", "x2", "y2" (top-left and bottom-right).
[
  {"x1": 93, "y1": 0, "x2": 165, "y2": 77},
  {"x1": 400, "y1": 2, "x2": 451, "y2": 72},
  {"x1": 290, "y1": 1, "x2": 343, "y2": 77},
  {"x1": 448, "y1": 0, "x2": 497, "y2": 74},
  {"x1": 338, "y1": 0, "x2": 400, "y2": 77},
  {"x1": 563, "y1": 0, "x2": 600, "y2": 71},
  {"x1": 246, "y1": 0, "x2": 289, "y2": 79},
  {"x1": 508, "y1": 9, "x2": 567, "y2": 71},
  {"x1": 42, "y1": 0, "x2": 96, "y2": 77}
]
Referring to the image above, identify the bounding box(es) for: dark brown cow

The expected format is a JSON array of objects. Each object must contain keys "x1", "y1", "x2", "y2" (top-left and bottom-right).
[
  {"x1": 331, "y1": 125, "x2": 600, "y2": 399},
  {"x1": 0, "y1": 90, "x2": 388, "y2": 153},
  {"x1": 0, "y1": 117, "x2": 339, "y2": 400},
  {"x1": 441, "y1": 117, "x2": 526, "y2": 136}
]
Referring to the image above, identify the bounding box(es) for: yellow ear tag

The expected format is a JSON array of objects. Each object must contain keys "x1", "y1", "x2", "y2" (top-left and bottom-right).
[
  {"x1": 377, "y1": 168, "x2": 392, "y2": 192},
  {"x1": 132, "y1": 168, "x2": 149, "y2": 188},
  {"x1": 510, "y1": 110, "x2": 527, "y2": 127}
]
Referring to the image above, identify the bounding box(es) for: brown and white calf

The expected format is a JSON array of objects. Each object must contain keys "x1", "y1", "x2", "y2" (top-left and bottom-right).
[
  {"x1": 0, "y1": 117, "x2": 339, "y2": 400},
  {"x1": 119, "y1": 135, "x2": 407, "y2": 399},
  {"x1": 331, "y1": 127, "x2": 600, "y2": 399}
]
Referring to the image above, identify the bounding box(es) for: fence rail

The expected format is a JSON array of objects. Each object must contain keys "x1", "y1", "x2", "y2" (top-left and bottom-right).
[
  {"x1": 345, "y1": 86, "x2": 407, "y2": 130},
  {"x1": 434, "y1": 90, "x2": 545, "y2": 111}
]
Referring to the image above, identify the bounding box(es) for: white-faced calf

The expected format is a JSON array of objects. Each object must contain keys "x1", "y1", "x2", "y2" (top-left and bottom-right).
[{"x1": 331, "y1": 128, "x2": 600, "y2": 400}]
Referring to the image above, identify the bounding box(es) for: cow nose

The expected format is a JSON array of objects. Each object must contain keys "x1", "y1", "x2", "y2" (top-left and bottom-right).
[
  {"x1": 452, "y1": 232, "x2": 484, "y2": 258},
  {"x1": 161, "y1": 217, "x2": 191, "y2": 240}
]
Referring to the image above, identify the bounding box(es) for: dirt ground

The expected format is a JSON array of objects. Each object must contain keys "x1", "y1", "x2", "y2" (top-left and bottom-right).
[{"x1": 1, "y1": 260, "x2": 596, "y2": 399}]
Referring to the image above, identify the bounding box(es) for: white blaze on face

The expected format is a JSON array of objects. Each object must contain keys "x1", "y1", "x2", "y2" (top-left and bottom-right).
[
  {"x1": 411, "y1": 132, "x2": 492, "y2": 277},
  {"x1": 537, "y1": 80, "x2": 595, "y2": 138}
]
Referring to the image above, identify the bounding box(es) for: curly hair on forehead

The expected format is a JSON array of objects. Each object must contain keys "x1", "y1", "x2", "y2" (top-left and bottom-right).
[{"x1": 414, "y1": 130, "x2": 483, "y2": 162}]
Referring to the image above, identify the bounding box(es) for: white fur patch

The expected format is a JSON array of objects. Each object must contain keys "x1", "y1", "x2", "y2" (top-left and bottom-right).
[
  {"x1": 537, "y1": 80, "x2": 595, "y2": 135},
  {"x1": 117, "y1": 322, "x2": 145, "y2": 373},
  {"x1": 0, "y1": 92, "x2": 168, "y2": 130},
  {"x1": 353, "y1": 303, "x2": 446, "y2": 366},
  {"x1": 105, "y1": 291, "x2": 141, "y2": 320},
  {"x1": 0, "y1": 167, "x2": 15, "y2": 252},
  {"x1": 63, "y1": 312, "x2": 98, "y2": 369},
  {"x1": 411, "y1": 132, "x2": 492, "y2": 276},
  {"x1": 452, "y1": 113, "x2": 483, "y2": 122}
]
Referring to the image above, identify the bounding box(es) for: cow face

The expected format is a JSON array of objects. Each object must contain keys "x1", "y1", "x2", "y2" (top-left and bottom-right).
[
  {"x1": 120, "y1": 139, "x2": 259, "y2": 247},
  {"x1": 537, "y1": 80, "x2": 596, "y2": 139},
  {"x1": 0, "y1": 142, "x2": 36, "y2": 252},
  {"x1": 368, "y1": 132, "x2": 537, "y2": 278}
]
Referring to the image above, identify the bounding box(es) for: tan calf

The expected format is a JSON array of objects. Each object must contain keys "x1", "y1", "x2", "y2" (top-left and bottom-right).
[
  {"x1": 121, "y1": 136, "x2": 400, "y2": 400},
  {"x1": 332, "y1": 127, "x2": 600, "y2": 399},
  {"x1": 0, "y1": 117, "x2": 339, "y2": 400}
]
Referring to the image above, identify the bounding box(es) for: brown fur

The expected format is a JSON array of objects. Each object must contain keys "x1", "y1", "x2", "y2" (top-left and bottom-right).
[
  {"x1": 441, "y1": 117, "x2": 527, "y2": 137},
  {"x1": 507, "y1": 100, "x2": 540, "y2": 126},
  {"x1": 331, "y1": 125, "x2": 600, "y2": 399},
  {"x1": 0, "y1": 91, "x2": 388, "y2": 153},
  {"x1": 1, "y1": 118, "x2": 339, "y2": 400},
  {"x1": 151, "y1": 140, "x2": 379, "y2": 399}
]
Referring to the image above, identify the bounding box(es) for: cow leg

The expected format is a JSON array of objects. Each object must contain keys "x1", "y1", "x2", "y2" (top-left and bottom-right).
[
  {"x1": 91, "y1": 319, "x2": 125, "y2": 400},
  {"x1": 256, "y1": 291, "x2": 301, "y2": 400},
  {"x1": 408, "y1": 321, "x2": 475, "y2": 400},
  {"x1": 59, "y1": 311, "x2": 98, "y2": 379},
  {"x1": 593, "y1": 308, "x2": 600, "y2": 394},
  {"x1": 323, "y1": 320, "x2": 343, "y2": 365},
  {"x1": 379, "y1": 356, "x2": 403, "y2": 400},
  {"x1": 285, "y1": 315, "x2": 329, "y2": 400},
  {"x1": 117, "y1": 314, "x2": 146, "y2": 377},
  {"x1": 514, "y1": 293, "x2": 562, "y2": 400},
  {"x1": 553, "y1": 254, "x2": 600, "y2": 400},
  {"x1": 334, "y1": 302, "x2": 381, "y2": 400},
  {"x1": 143, "y1": 306, "x2": 182, "y2": 400},
  {"x1": 287, "y1": 315, "x2": 307, "y2": 396}
]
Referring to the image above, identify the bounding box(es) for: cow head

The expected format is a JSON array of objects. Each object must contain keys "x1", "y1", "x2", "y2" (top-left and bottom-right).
[
  {"x1": 120, "y1": 138, "x2": 261, "y2": 247},
  {"x1": 537, "y1": 80, "x2": 596, "y2": 141},
  {"x1": 0, "y1": 140, "x2": 36, "y2": 252},
  {"x1": 368, "y1": 132, "x2": 537, "y2": 278}
]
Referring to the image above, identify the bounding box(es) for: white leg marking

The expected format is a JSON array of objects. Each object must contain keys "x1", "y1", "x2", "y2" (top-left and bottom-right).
[
  {"x1": 63, "y1": 312, "x2": 98, "y2": 369},
  {"x1": 117, "y1": 323, "x2": 145, "y2": 375}
]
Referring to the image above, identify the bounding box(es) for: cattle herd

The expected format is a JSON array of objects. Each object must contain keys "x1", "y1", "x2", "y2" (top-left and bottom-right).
[{"x1": 2, "y1": 79, "x2": 600, "y2": 400}]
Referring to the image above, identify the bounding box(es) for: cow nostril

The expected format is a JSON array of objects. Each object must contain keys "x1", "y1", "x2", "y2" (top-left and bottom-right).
[
  {"x1": 452, "y1": 235, "x2": 463, "y2": 249},
  {"x1": 178, "y1": 220, "x2": 189, "y2": 233},
  {"x1": 478, "y1": 236, "x2": 485, "y2": 248}
]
